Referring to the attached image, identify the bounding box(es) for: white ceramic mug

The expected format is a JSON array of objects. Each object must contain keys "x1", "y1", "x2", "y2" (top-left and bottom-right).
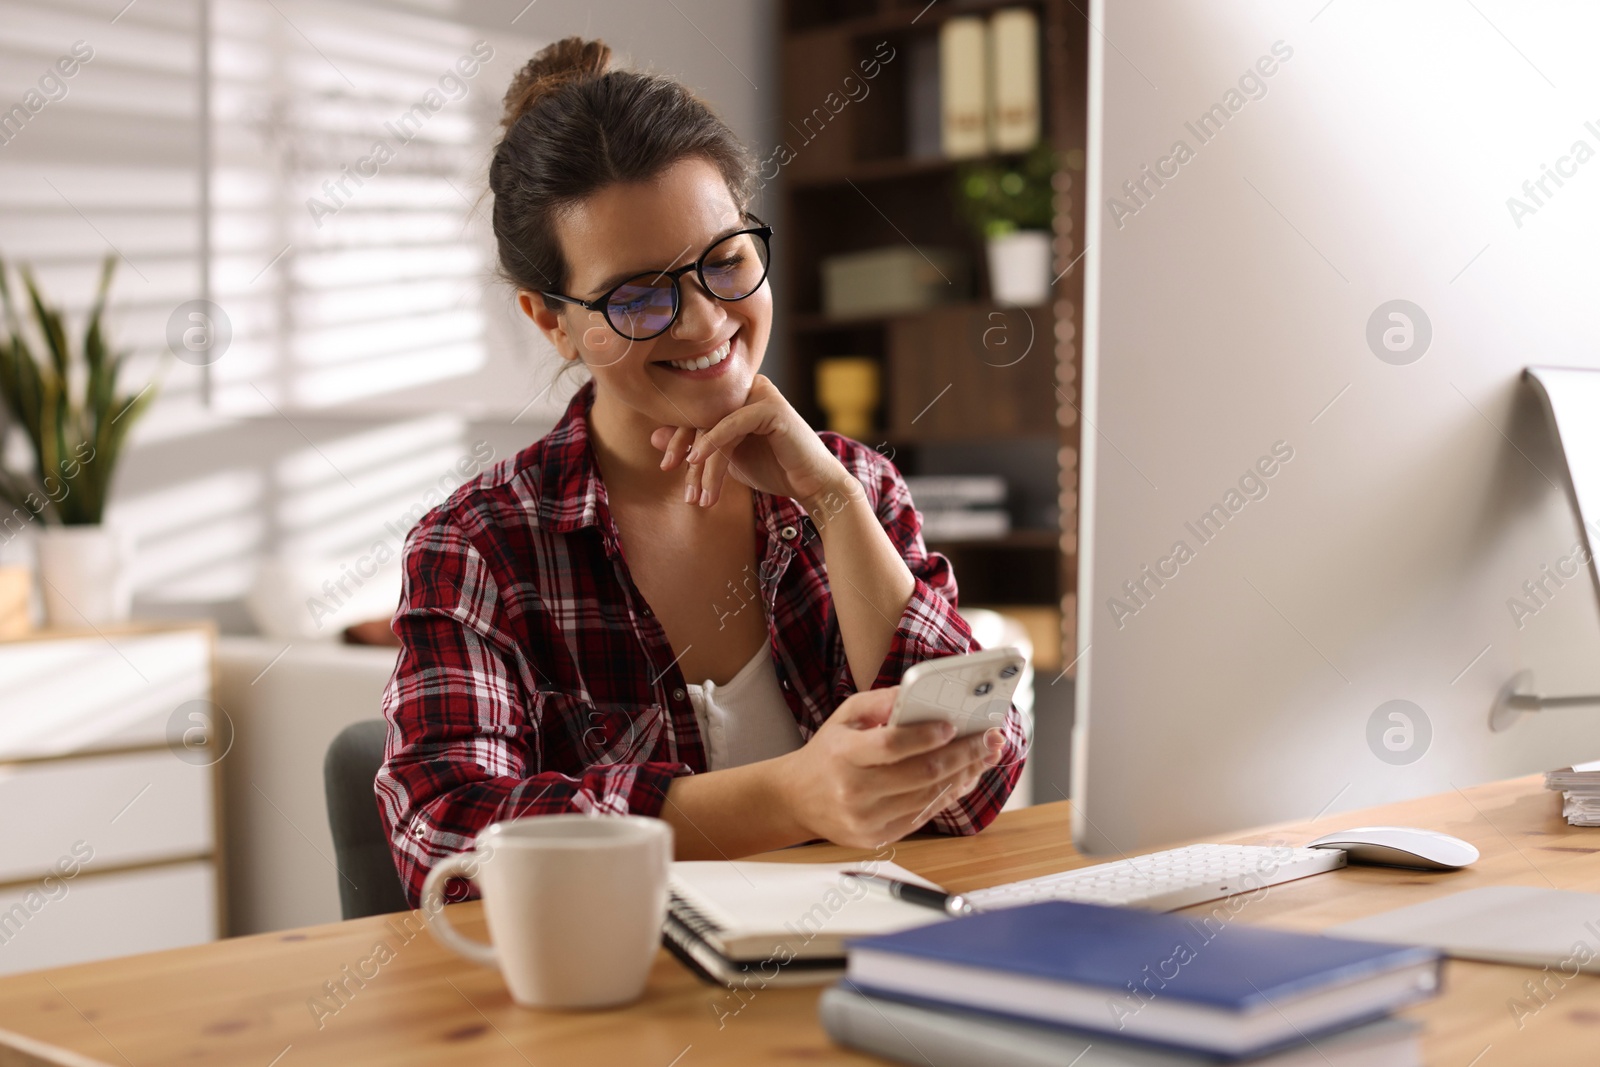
[{"x1": 421, "y1": 814, "x2": 672, "y2": 1009}]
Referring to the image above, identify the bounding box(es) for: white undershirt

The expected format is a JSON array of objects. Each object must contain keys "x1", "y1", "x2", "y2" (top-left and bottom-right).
[{"x1": 683, "y1": 643, "x2": 804, "y2": 771}]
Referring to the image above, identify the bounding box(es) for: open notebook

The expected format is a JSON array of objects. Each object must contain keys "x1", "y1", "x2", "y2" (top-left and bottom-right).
[{"x1": 665, "y1": 860, "x2": 950, "y2": 986}]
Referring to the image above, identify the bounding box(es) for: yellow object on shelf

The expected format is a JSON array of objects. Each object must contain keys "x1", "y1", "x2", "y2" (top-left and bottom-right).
[
  {"x1": 0, "y1": 566, "x2": 30, "y2": 638},
  {"x1": 815, "y1": 357, "x2": 881, "y2": 439}
]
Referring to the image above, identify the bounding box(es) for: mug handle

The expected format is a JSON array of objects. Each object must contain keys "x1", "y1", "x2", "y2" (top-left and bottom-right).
[{"x1": 420, "y1": 853, "x2": 498, "y2": 968}]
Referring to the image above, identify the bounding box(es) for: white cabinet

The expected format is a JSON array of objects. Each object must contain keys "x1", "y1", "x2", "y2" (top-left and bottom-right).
[
  {"x1": 0, "y1": 862, "x2": 216, "y2": 975},
  {"x1": 0, "y1": 751, "x2": 214, "y2": 882},
  {"x1": 0, "y1": 624, "x2": 222, "y2": 976},
  {"x1": 0, "y1": 629, "x2": 211, "y2": 759}
]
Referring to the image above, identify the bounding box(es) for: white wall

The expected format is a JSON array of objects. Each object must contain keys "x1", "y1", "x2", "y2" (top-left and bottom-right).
[{"x1": 0, "y1": 0, "x2": 778, "y2": 631}]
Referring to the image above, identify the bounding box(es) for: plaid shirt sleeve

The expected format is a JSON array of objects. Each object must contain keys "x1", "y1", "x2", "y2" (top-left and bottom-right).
[
  {"x1": 376, "y1": 510, "x2": 687, "y2": 908},
  {"x1": 819, "y1": 438, "x2": 1029, "y2": 837}
]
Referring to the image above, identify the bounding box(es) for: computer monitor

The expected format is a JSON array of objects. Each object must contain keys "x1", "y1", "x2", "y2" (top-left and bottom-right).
[{"x1": 1074, "y1": 0, "x2": 1600, "y2": 853}]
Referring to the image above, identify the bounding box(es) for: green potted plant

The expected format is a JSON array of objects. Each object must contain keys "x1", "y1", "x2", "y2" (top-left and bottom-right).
[
  {"x1": 956, "y1": 141, "x2": 1057, "y2": 307},
  {"x1": 0, "y1": 253, "x2": 157, "y2": 626}
]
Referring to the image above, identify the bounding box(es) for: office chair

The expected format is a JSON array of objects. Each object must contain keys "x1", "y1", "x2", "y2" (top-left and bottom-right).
[{"x1": 323, "y1": 719, "x2": 411, "y2": 920}]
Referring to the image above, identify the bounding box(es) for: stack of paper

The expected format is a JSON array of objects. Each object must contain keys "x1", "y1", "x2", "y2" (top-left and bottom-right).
[
  {"x1": 1544, "y1": 758, "x2": 1600, "y2": 825},
  {"x1": 665, "y1": 860, "x2": 948, "y2": 988},
  {"x1": 905, "y1": 475, "x2": 1010, "y2": 542}
]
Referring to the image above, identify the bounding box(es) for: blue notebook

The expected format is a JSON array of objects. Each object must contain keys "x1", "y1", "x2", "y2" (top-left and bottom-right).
[{"x1": 845, "y1": 901, "x2": 1442, "y2": 1058}]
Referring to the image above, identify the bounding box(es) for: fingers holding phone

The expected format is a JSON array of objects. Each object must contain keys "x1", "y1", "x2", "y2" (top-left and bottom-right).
[
  {"x1": 770, "y1": 675, "x2": 1013, "y2": 849},
  {"x1": 935, "y1": 728, "x2": 1007, "y2": 814}
]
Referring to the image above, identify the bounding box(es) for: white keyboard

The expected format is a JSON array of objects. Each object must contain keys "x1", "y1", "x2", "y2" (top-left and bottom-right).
[{"x1": 962, "y1": 843, "x2": 1347, "y2": 913}]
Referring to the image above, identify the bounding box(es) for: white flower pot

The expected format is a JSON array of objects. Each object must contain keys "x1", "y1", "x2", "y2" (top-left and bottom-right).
[
  {"x1": 35, "y1": 524, "x2": 133, "y2": 627},
  {"x1": 986, "y1": 230, "x2": 1054, "y2": 308}
]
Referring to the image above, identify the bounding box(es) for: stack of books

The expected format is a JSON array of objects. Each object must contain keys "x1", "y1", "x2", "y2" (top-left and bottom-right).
[
  {"x1": 905, "y1": 475, "x2": 1010, "y2": 542},
  {"x1": 822, "y1": 900, "x2": 1442, "y2": 1067},
  {"x1": 1545, "y1": 759, "x2": 1600, "y2": 825}
]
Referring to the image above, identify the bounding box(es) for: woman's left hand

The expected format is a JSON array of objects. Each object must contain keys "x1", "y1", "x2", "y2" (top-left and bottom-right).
[{"x1": 651, "y1": 375, "x2": 850, "y2": 509}]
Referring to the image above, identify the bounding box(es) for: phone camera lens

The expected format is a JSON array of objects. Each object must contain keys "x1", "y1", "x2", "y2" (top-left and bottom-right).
[
  {"x1": 999, "y1": 664, "x2": 1019, "y2": 678},
  {"x1": 973, "y1": 681, "x2": 993, "y2": 696}
]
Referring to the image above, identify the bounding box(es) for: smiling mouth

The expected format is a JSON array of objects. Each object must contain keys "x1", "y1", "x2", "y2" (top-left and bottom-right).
[{"x1": 657, "y1": 338, "x2": 732, "y2": 372}]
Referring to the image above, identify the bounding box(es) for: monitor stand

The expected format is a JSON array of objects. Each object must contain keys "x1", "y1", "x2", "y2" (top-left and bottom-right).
[{"x1": 1490, "y1": 367, "x2": 1600, "y2": 731}]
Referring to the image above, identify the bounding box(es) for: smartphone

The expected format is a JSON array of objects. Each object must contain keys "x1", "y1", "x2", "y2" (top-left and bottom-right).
[{"x1": 888, "y1": 647, "x2": 1026, "y2": 737}]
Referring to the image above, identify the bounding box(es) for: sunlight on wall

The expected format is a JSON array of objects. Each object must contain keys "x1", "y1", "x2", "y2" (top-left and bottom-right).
[
  {"x1": 274, "y1": 412, "x2": 477, "y2": 561},
  {"x1": 207, "y1": 0, "x2": 505, "y2": 413},
  {"x1": 0, "y1": 0, "x2": 545, "y2": 617},
  {"x1": 115, "y1": 469, "x2": 266, "y2": 600}
]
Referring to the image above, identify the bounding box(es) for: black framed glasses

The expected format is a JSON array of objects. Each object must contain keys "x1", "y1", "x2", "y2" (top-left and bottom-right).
[{"x1": 540, "y1": 218, "x2": 773, "y2": 342}]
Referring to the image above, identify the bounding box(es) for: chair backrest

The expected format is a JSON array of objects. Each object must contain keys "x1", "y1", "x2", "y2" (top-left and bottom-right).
[{"x1": 323, "y1": 719, "x2": 410, "y2": 920}]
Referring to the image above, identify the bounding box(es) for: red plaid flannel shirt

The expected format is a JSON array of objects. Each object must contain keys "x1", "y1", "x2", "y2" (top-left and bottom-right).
[{"x1": 377, "y1": 379, "x2": 1027, "y2": 906}]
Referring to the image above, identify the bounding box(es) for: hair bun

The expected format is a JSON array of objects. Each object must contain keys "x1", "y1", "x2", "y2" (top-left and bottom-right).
[{"x1": 502, "y1": 37, "x2": 613, "y2": 129}]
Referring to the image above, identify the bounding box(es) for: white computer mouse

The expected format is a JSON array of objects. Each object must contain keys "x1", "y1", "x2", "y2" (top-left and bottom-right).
[{"x1": 1305, "y1": 826, "x2": 1479, "y2": 870}]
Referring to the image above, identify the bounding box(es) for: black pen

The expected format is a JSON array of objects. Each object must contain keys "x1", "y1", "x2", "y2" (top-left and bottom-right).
[{"x1": 844, "y1": 871, "x2": 975, "y2": 917}]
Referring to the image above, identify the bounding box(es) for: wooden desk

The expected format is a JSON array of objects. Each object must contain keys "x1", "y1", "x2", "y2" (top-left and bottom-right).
[{"x1": 1, "y1": 774, "x2": 1596, "y2": 1066}]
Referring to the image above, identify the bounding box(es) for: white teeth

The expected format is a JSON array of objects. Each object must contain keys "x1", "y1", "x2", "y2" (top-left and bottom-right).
[{"x1": 666, "y1": 340, "x2": 730, "y2": 371}]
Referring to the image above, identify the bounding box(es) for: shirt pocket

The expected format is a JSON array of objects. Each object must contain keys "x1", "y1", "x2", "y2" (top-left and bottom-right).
[{"x1": 539, "y1": 691, "x2": 666, "y2": 768}]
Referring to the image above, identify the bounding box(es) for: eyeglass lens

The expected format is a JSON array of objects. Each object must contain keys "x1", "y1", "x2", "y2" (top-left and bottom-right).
[{"x1": 605, "y1": 231, "x2": 770, "y2": 340}]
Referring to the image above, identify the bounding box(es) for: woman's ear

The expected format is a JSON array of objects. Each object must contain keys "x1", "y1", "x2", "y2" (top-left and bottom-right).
[
  {"x1": 519, "y1": 289, "x2": 633, "y2": 370},
  {"x1": 519, "y1": 290, "x2": 581, "y2": 365}
]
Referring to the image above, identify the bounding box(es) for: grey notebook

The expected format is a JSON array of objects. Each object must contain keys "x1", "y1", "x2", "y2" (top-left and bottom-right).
[
  {"x1": 819, "y1": 985, "x2": 1421, "y2": 1067},
  {"x1": 1331, "y1": 885, "x2": 1600, "y2": 972}
]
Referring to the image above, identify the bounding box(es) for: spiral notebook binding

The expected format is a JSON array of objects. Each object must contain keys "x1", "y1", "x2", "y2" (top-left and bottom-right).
[{"x1": 668, "y1": 889, "x2": 726, "y2": 944}]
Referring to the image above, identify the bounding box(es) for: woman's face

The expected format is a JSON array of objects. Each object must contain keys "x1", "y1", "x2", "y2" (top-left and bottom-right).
[{"x1": 524, "y1": 155, "x2": 772, "y2": 435}]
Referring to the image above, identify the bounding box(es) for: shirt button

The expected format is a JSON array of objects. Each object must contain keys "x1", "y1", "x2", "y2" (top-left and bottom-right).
[
  {"x1": 671, "y1": 687, "x2": 686, "y2": 702},
  {"x1": 780, "y1": 524, "x2": 798, "y2": 540},
  {"x1": 640, "y1": 605, "x2": 652, "y2": 617}
]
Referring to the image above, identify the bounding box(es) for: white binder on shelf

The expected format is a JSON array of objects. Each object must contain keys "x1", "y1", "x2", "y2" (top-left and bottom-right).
[
  {"x1": 939, "y1": 16, "x2": 988, "y2": 158},
  {"x1": 990, "y1": 8, "x2": 1041, "y2": 151}
]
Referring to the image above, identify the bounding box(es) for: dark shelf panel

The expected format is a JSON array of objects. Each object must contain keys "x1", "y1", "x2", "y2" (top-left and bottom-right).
[
  {"x1": 790, "y1": 154, "x2": 955, "y2": 189},
  {"x1": 785, "y1": 0, "x2": 1050, "y2": 40},
  {"x1": 790, "y1": 148, "x2": 1047, "y2": 190},
  {"x1": 791, "y1": 299, "x2": 1052, "y2": 334},
  {"x1": 925, "y1": 529, "x2": 1061, "y2": 551},
  {"x1": 802, "y1": 422, "x2": 1059, "y2": 452},
  {"x1": 842, "y1": 430, "x2": 1061, "y2": 449},
  {"x1": 790, "y1": 311, "x2": 892, "y2": 334}
]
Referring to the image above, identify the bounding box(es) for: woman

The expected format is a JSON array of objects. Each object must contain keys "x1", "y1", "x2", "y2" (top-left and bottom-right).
[{"x1": 377, "y1": 37, "x2": 1027, "y2": 906}]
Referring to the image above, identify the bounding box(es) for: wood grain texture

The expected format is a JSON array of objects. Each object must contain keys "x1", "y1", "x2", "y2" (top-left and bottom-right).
[
  {"x1": 0, "y1": 776, "x2": 1595, "y2": 1065},
  {"x1": 0, "y1": 1026, "x2": 111, "y2": 1067},
  {"x1": 885, "y1": 305, "x2": 1059, "y2": 442}
]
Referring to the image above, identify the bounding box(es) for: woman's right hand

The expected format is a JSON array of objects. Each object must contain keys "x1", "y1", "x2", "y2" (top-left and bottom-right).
[{"x1": 771, "y1": 686, "x2": 1001, "y2": 850}]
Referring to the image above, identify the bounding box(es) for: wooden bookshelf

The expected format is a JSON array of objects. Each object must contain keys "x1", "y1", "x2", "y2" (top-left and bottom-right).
[{"x1": 777, "y1": 0, "x2": 1088, "y2": 673}]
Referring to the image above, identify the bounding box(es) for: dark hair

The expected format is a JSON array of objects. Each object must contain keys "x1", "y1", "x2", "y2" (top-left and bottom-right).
[{"x1": 489, "y1": 37, "x2": 756, "y2": 308}]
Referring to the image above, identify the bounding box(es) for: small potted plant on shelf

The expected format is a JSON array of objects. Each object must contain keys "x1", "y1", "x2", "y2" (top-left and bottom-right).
[
  {"x1": 0, "y1": 253, "x2": 157, "y2": 627},
  {"x1": 956, "y1": 141, "x2": 1057, "y2": 308}
]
